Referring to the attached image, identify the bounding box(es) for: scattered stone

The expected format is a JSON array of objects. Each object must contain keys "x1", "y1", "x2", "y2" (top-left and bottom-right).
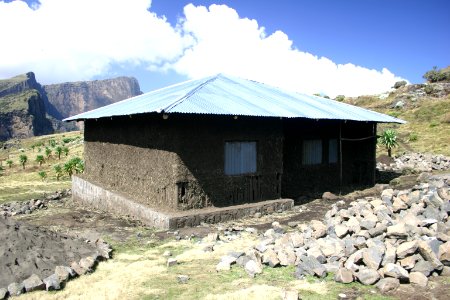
[
  {"x1": 70, "y1": 261, "x2": 88, "y2": 276},
  {"x1": 7, "y1": 282, "x2": 23, "y2": 297},
  {"x1": 356, "y1": 268, "x2": 380, "y2": 285},
  {"x1": 163, "y1": 250, "x2": 172, "y2": 257},
  {"x1": 244, "y1": 260, "x2": 263, "y2": 278},
  {"x1": 262, "y1": 249, "x2": 280, "y2": 267},
  {"x1": 22, "y1": 274, "x2": 45, "y2": 292},
  {"x1": 396, "y1": 241, "x2": 418, "y2": 259},
  {"x1": 387, "y1": 223, "x2": 408, "y2": 238},
  {"x1": 334, "y1": 268, "x2": 354, "y2": 283},
  {"x1": 43, "y1": 274, "x2": 61, "y2": 291},
  {"x1": 383, "y1": 263, "x2": 409, "y2": 281},
  {"x1": 310, "y1": 220, "x2": 327, "y2": 238},
  {"x1": 409, "y1": 272, "x2": 428, "y2": 287},
  {"x1": 411, "y1": 260, "x2": 435, "y2": 277},
  {"x1": 335, "y1": 225, "x2": 349, "y2": 238},
  {"x1": 297, "y1": 256, "x2": 327, "y2": 278},
  {"x1": 79, "y1": 256, "x2": 95, "y2": 271},
  {"x1": 282, "y1": 289, "x2": 299, "y2": 300},
  {"x1": 418, "y1": 240, "x2": 443, "y2": 270},
  {"x1": 216, "y1": 261, "x2": 231, "y2": 272},
  {"x1": 177, "y1": 275, "x2": 189, "y2": 284},
  {"x1": 376, "y1": 278, "x2": 400, "y2": 293},
  {"x1": 167, "y1": 258, "x2": 178, "y2": 267},
  {"x1": 438, "y1": 241, "x2": 450, "y2": 265},
  {"x1": 362, "y1": 247, "x2": 383, "y2": 270},
  {"x1": 322, "y1": 191, "x2": 338, "y2": 201},
  {"x1": 55, "y1": 266, "x2": 72, "y2": 282},
  {"x1": 0, "y1": 288, "x2": 7, "y2": 300}
]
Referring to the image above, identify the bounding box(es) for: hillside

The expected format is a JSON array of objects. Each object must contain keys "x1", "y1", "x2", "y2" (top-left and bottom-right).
[{"x1": 343, "y1": 81, "x2": 450, "y2": 156}]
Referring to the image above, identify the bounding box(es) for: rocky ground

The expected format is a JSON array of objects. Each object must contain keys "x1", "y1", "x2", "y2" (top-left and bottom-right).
[
  {"x1": 212, "y1": 173, "x2": 450, "y2": 299},
  {"x1": 0, "y1": 171, "x2": 449, "y2": 299},
  {"x1": 377, "y1": 152, "x2": 450, "y2": 173},
  {"x1": 0, "y1": 193, "x2": 112, "y2": 299}
]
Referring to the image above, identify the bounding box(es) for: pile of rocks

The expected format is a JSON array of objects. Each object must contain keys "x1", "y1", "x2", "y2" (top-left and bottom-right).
[
  {"x1": 0, "y1": 237, "x2": 111, "y2": 299},
  {"x1": 215, "y1": 174, "x2": 450, "y2": 292},
  {"x1": 377, "y1": 153, "x2": 450, "y2": 173},
  {"x1": 0, "y1": 189, "x2": 70, "y2": 217}
]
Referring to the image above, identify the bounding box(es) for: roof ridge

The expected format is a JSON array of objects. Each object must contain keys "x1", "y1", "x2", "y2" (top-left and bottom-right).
[{"x1": 161, "y1": 74, "x2": 220, "y2": 113}]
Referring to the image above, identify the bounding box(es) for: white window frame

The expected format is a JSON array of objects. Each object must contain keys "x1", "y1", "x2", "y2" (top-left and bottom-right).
[{"x1": 224, "y1": 141, "x2": 257, "y2": 175}]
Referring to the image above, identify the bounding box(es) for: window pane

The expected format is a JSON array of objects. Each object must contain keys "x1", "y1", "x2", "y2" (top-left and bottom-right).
[
  {"x1": 225, "y1": 142, "x2": 256, "y2": 175},
  {"x1": 329, "y1": 139, "x2": 338, "y2": 163},
  {"x1": 302, "y1": 139, "x2": 322, "y2": 165}
]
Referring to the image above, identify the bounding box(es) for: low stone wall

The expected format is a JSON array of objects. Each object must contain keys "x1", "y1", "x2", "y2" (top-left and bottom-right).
[{"x1": 72, "y1": 176, "x2": 294, "y2": 230}]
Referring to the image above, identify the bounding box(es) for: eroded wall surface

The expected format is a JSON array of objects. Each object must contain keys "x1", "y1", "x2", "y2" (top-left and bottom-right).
[{"x1": 83, "y1": 114, "x2": 283, "y2": 211}]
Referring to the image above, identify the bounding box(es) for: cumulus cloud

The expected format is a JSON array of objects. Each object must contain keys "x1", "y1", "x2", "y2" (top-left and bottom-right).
[
  {"x1": 0, "y1": 1, "x2": 404, "y2": 97},
  {"x1": 0, "y1": 0, "x2": 186, "y2": 83},
  {"x1": 172, "y1": 4, "x2": 404, "y2": 97}
]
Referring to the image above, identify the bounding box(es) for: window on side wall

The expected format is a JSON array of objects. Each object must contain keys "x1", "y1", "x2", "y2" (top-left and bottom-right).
[
  {"x1": 302, "y1": 139, "x2": 322, "y2": 165},
  {"x1": 224, "y1": 141, "x2": 257, "y2": 175}
]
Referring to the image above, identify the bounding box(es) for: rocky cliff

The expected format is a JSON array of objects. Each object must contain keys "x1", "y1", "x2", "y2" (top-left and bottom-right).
[
  {"x1": 43, "y1": 77, "x2": 142, "y2": 120},
  {"x1": 0, "y1": 73, "x2": 53, "y2": 141},
  {"x1": 0, "y1": 72, "x2": 142, "y2": 140}
]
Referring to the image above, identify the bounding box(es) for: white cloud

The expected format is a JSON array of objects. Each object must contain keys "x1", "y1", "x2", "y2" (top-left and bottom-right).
[
  {"x1": 0, "y1": 0, "x2": 186, "y2": 83},
  {"x1": 172, "y1": 4, "x2": 404, "y2": 97},
  {"x1": 0, "y1": 1, "x2": 404, "y2": 97}
]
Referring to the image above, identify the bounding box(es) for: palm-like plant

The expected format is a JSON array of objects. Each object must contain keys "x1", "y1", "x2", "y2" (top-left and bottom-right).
[
  {"x1": 19, "y1": 154, "x2": 28, "y2": 169},
  {"x1": 54, "y1": 164, "x2": 63, "y2": 181},
  {"x1": 45, "y1": 147, "x2": 52, "y2": 159},
  {"x1": 379, "y1": 129, "x2": 399, "y2": 157},
  {"x1": 6, "y1": 159, "x2": 13, "y2": 168},
  {"x1": 63, "y1": 146, "x2": 69, "y2": 157},
  {"x1": 38, "y1": 171, "x2": 47, "y2": 181},
  {"x1": 35, "y1": 155, "x2": 45, "y2": 167},
  {"x1": 55, "y1": 146, "x2": 63, "y2": 160}
]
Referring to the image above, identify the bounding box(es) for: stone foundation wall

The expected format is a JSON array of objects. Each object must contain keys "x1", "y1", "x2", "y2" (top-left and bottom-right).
[{"x1": 72, "y1": 176, "x2": 294, "y2": 230}]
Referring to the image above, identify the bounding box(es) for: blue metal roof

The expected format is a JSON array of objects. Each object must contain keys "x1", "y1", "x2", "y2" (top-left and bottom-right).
[{"x1": 64, "y1": 74, "x2": 405, "y2": 124}]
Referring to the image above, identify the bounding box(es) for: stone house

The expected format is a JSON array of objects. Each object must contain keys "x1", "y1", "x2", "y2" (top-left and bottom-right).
[{"x1": 65, "y1": 74, "x2": 404, "y2": 228}]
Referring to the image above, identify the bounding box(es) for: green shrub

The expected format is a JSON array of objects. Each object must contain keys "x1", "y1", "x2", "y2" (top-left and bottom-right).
[
  {"x1": 393, "y1": 80, "x2": 407, "y2": 89},
  {"x1": 38, "y1": 171, "x2": 47, "y2": 181},
  {"x1": 408, "y1": 132, "x2": 418, "y2": 142},
  {"x1": 63, "y1": 146, "x2": 69, "y2": 157},
  {"x1": 45, "y1": 147, "x2": 52, "y2": 159},
  {"x1": 423, "y1": 66, "x2": 450, "y2": 83},
  {"x1": 335, "y1": 95, "x2": 345, "y2": 102},
  {"x1": 55, "y1": 146, "x2": 63, "y2": 160},
  {"x1": 49, "y1": 139, "x2": 57, "y2": 147},
  {"x1": 430, "y1": 121, "x2": 439, "y2": 128},
  {"x1": 6, "y1": 159, "x2": 13, "y2": 168}
]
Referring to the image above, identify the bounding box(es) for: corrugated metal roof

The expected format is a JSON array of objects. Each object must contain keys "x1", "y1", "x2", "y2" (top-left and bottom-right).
[{"x1": 64, "y1": 74, "x2": 405, "y2": 124}]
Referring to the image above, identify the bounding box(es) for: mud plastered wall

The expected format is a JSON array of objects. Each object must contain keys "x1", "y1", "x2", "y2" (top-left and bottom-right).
[
  {"x1": 282, "y1": 119, "x2": 376, "y2": 198},
  {"x1": 83, "y1": 114, "x2": 284, "y2": 211}
]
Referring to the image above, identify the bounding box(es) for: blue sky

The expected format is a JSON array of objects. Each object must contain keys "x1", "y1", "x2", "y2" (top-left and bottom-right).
[{"x1": 1, "y1": 0, "x2": 449, "y2": 97}]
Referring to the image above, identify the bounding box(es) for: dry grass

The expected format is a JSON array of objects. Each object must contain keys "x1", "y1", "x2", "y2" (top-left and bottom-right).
[{"x1": 0, "y1": 131, "x2": 83, "y2": 203}]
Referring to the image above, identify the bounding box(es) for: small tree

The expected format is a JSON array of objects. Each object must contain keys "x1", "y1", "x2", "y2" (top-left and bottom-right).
[
  {"x1": 31, "y1": 145, "x2": 36, "y2": 152},
  {"x1": 19, "y1": 154, "x2": 28, "y2": 169},
  {"x1": 35, "y1": 155, "x2": 45, "y2": 167},
  {"x1": 335, "y1": 95, "x2": 345, "y2": 102},
  {"x1": 45, "y1": 147, "x2": 52, "y2": 159},
  {"x1": 49, "y1": 139, "x2": 57, "y2": 148},
  {"x1": 55, "y1": 146, "x2": 63, "y2": 160},
  {"x1": 6, "y1": 159, "x2": 13, "y2": 168},
  {"x1": 38, "y1": 171, "x2": 47, "y2": 181},
  {"x1": 379, "y1": 129, "x2": 399, "y2": 157},
  {"x1": 54, "y1": 164, "x2": 63, "y2": 181},
  {"x1": 63, "y1": 146, "x2": 69, "y2": 157},
  {"x1": 63, "y1": 161, "x2": 74, "y2": 177}
]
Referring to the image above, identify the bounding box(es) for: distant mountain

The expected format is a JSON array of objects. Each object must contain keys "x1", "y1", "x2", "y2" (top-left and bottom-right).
[
  {"x1": 0, "y1": 72, "x2": 142, "y2": 141},
  {"x1": 43, "y1": 76, "x2": 142, "y2": 121},
  {"x1": 0, "y1": 72, "x2": 53, "y2": 141}
]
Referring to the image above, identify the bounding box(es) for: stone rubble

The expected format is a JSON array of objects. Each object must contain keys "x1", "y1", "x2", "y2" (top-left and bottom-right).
[
  {"x1": 0, "y1": 189, "x2": 71, "y2": 217},
  {"x1": 0, "y1": 238, "x2": 111, "y2": 299},
  {"x1": 214, "y1": 173, "x2": 450, "y2": 293},
  {"x1": 377, "y1": 153, "x2": 450, "y2": 173}
]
